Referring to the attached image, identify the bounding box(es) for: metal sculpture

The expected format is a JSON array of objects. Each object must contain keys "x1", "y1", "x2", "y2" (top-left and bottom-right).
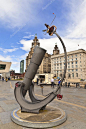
[{"x1": 14, "y1": 24, "x2": 67, "y2": 114}]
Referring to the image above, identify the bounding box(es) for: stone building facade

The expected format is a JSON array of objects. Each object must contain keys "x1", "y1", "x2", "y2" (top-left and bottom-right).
[
  {"x1": 26, "y1": 35, "x2": 51, "y2": 74},
  {"x1": 51, "y1": 46, "x2": 86, "y2": 80}
]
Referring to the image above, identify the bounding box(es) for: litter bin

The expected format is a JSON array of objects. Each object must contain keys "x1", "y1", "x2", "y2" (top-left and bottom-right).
[{"x1": 84, "y1": 84, "x2": 86, "y2": 89}]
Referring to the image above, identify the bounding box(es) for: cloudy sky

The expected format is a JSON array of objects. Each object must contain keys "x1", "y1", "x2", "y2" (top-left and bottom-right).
[{"x1": 0, "y1": 0, "x2": 86, "y2": 73}]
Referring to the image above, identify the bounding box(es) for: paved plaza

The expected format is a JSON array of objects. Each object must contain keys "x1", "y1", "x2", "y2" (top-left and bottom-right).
[{"x1": 0, "y1": 80, "x2": 86, "y2": 129}]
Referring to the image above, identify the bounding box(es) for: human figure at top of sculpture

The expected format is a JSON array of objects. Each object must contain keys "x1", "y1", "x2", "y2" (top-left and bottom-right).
[{"x1": 43, "y1": 24, "x2": 57, "y2": 36}]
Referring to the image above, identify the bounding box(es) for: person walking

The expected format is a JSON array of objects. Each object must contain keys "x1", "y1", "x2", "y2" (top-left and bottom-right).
[
  {"x1": 58, "y1": 79, "x2": 61, "y2": 86},
  {"x1": 51, "y1": 77, "x2": 54, "y2": 88},
  {"x1": 6, "y1": 77, "x2": 8, "y2": 82}
]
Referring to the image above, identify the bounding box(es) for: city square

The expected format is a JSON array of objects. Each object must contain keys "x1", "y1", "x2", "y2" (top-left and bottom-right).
[
  {"x1": 0, "y1": 1, "x2": 86, "y2": 129},
  {"x1": 0, "y1": 80, "x2": 86, "y2": 129}
]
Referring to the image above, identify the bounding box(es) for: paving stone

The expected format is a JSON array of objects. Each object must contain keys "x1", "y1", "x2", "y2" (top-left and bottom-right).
[
  {"x1": 3, "y1": 100, "x2": 17, "y2": 104},
  {"x1": 0, "y1": 122, "x2": 23, "y2": 129},
  {"x1": 0, "y1": 106, "x2": 5, "y2": 113},
  {"x1": 0, "y1": 111, "x2": 12, "y2": 124},
  {"x1": 0, "y1": 81, "x2": 86, "y2": 129},
  {"x1": 0, "y1": 98, "x2": 7, "y2": 101}
]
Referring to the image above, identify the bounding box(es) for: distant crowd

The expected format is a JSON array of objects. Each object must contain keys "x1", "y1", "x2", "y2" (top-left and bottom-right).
[{"x1": 1, "y1": 77, "x2": 10, "y2": 82}]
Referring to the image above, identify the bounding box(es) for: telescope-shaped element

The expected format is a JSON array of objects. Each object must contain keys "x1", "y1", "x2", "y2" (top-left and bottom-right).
[{"x1": 23, "y1": 46, "x2": 46, "y2": 90}]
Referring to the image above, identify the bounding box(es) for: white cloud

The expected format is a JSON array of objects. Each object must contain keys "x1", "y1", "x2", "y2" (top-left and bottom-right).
[
  {"x1": 20, "y1": 35, "x2": 86, "y2": 55},
  {"x1": 20, "y1": 39, "x2": 33, "y2": 52},
  {"x1": 10, "y1": 61, "x2": 20, "y2": 73},
  {"x1": 0, "y1": 55, "x2": 12, "y2": 61},
  {"x1": 0, "y1": 47, "x2": 18, "y2": 53},
  {"x1": 23, "y1": 34, "x2": 34, "y2": 39},
  {"x1": 0, "y1": 0, "x2": 43, "y2": 28},
  {"x1": 65, "y1": 0, "x2": 86, "y2": 38}
]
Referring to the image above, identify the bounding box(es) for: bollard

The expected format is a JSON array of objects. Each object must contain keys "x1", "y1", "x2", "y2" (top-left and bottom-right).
[{"x1": 41, "y1": 86, "x2": 43, "y2": 95}]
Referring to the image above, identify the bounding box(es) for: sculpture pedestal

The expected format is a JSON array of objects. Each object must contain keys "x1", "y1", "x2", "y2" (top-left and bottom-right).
[{"x1": 11, "y1": 106, "x2": 67, "y2": 128}]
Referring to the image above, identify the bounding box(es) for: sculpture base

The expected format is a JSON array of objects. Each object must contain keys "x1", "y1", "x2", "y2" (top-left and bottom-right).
[{"x1": 11, "y1": 106, "x2": 67, "y2": 128}]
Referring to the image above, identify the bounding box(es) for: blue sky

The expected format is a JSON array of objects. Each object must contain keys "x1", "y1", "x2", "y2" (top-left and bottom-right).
[{"x1": 0, "y1": 0, "x2": 86, "y2": 73}]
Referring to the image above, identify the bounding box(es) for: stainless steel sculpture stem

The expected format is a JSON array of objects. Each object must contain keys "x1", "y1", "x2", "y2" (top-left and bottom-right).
[{"x1": 54, "y1": 32, "x2": 67, "y2": 94}]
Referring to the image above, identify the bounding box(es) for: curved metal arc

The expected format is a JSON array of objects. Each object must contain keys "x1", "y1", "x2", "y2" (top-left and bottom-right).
[
  {"x1": 29, "y1": 83, "x2": 43, "y2": 102},
  {"x1": 53, "y1": 32, "x2": 67, "y2": 93},
  {"x1": 14, "y1": 84, "x2": 56, "y2": 111}
]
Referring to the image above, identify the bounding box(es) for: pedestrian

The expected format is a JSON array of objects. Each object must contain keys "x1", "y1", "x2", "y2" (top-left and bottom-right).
[
  {"x1": 6, "y1": 77, "x2": 8, "y2": 82},
  {"x1": 51, "y1": 77, "x2": 54, "y2": 88},
  {"x1": 2, "y1": 77, "x2": 4, "y2": 81},
  {"x1": 68, "y1": 82, "x2": 70, "y2": 87},
  {"x1": 58, "y1": 79, "x2": 61, "y2": 86},
  {"x1": 40, "y1": 78, "x2": 42, "y2": 83}
]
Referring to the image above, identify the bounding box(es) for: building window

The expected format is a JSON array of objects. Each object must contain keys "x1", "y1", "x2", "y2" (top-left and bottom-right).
[
  {"x1": 60, "y1": 63, "x2": 62, "y2": 66},
  {"x1": 75, "y1": 55, "x2": 77, "y2": 57},
  {"x1": 80, "y1": 54, "x2": 81, "y2": 56},
  {"x1": 68, "y1": 73, "x2": 71, "y2": 78},
  {"x1": 68, "y1": 56, "x2": 69, "y2": 58},
  {"x1": 76, "y1": 69, "x2": 78, "y2": 71},
  {"x1": 76, "y1": 58, "x2": 77, "y2": 60},
  {"x1": 57, "y1": 58, "x2": 58, "y2": 60},
  {"x1": 60, "y1": 61, "x2": 61, "y2": 63},
  {"x1": 75, "y1": 61, "x2": 77, "y2": 64},
  {"x1": 57, "y1": 61, "x2": 58, "y2": 63},
  {"x1": 72, "y1": 69, "x2": 74, "y2": 72},
  {"x1": 68, "y1": 62, "x2": 70, "y2": 65},
  {"x1": 72, "y1": 73, "x2": 74, "y2": 77},
  {"x1": 72, "y1": 59, "x2": 73, "y2": 61},
  {"x1": 60, "y1": 57, "x2": 61, "y2": 59},
  {"x1": 0, "y1": 64, "x2": 6, "y2": 70},
  {"x1": 72, "y1": 55, "x2": 73, "y2": 58},
  {"x1": 57, "y1": 67, "x2": 59, "y2": 69},
  {"x1": 68, "y1": 69, "x2": 70, "y2": 72},
  {"x1": 76, "y1": 65, "x2": 78, "y2": 68},
  {"x1": 81, "y1": 69, "x2": 82, "y2": 71},
  {"x1": 60, "y1": 67, "x2": 62, "y2": 69},
  {"x1": 72, "y1": 65, "x2": 74, "y2": 68},
  {"x1": 68, "y1": 59, "x2": 69, "y2": 62},
  {"x1": 68, "y1": 66, "x2": 70, "y2": 68},
  {"x1": 64, "y1": 63, "x2": 65, "y2": 65},
  {"x1": 76, "y1": 73, "x2": 78, "y2": 77},
  {"x1": 71, "y1": 62, "x2": 73, "y2": 64},
  {"x1": 80, "y1": 57, "x2": 81, "y2": 59},
  {"x1": 80, "y1": 61, "x2": 81, "y2": 63},
  {"x1": 57, "y1": 64, "x2": 59, "y2": 66}
]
